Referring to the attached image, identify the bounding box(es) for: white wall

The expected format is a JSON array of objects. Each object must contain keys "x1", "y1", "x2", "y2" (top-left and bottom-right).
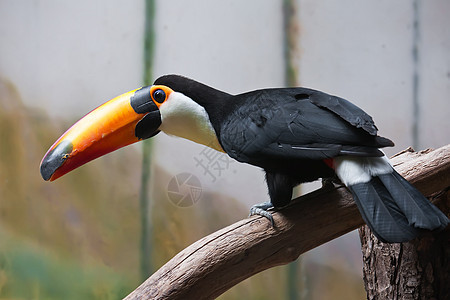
[
  {"x1": 0, "y1": 0, "x2": 145, "y2": 118},
  {"x1": 418, "y1": 0, "x2": 450, "y2": 149},
  {"x1": 299, "y1": 0, "x2": 450, "y2": 152},
  {"x1": 152, "y1": 0, "x2": 285, "y2": 205}
]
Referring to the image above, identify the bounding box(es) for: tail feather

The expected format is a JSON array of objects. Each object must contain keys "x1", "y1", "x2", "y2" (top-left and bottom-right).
[
  {"x1": 336, "y1": 155, "x2": 449, "y2": 243},
  {"x1": 378, "y1": 171, "x2": 448, "y2": 230},
  {"x1": 349, "y1": 178, "x2": 420, "y2": 242}
]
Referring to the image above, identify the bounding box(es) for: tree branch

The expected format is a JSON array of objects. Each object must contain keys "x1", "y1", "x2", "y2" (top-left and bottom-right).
[{"x1": 125, "y1": 145, "x2": 450, "y2": 300}]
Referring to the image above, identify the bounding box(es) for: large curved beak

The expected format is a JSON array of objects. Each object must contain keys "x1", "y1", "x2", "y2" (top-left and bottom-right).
[{"x1": 40, "y1": 86, "x2": 161, "y2": 181}]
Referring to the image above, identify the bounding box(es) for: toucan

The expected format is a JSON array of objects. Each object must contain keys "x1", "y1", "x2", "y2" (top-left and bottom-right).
[{"x1": 40, "y1": 75, "x2": 448, "y2": 243}]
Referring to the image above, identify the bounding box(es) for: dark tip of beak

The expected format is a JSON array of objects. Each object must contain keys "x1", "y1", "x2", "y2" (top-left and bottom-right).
[{"x1": 40, "y1": 140, "x2": 73, "y2": 181}]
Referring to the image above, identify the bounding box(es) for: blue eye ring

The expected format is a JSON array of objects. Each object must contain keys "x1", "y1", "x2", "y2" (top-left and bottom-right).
[{"x1": 152, "y1": 89, "x2": 166, "y2": 103}]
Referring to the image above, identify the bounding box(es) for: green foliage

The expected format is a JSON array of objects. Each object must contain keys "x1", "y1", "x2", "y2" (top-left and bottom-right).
[{"x1": 0, "y1": 228, "x2": 131, "y2": 299}]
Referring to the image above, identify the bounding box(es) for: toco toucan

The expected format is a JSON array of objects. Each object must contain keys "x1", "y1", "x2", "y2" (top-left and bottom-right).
[{"x1": 40, "y1": 75, "x2": 448, "y2": 243}]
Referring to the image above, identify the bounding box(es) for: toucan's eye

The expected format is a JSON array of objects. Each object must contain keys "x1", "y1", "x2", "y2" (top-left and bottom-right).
[{"x1": 152, "y1": 89, "x2": 166, "y2": 103}]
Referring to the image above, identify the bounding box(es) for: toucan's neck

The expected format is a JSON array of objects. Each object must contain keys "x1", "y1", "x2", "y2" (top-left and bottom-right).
[
  {"x1": 154, "y1": 75, "x2": 234, "y2": 133},
  {"x1": 158, "y1": 91, "x2": 225, "y2": 152},
  {"x1": 154, "y1": 74, "x2": 230, "y2": 105}
]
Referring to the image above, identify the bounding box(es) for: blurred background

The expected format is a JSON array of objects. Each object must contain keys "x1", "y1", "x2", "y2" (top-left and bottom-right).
[{"x1": 0, "y1": 0, "x2": 449, "y2": 299}]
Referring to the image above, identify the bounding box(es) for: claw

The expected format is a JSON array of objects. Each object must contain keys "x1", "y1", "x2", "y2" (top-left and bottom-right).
[
  {"x1": 321, "y1": 177, "x2": 335, "y2": 190},
  {"x1": 321, "y1": 176, "x2": 342, "y2": 190},
  {"x1": 249, "y1": 201, "x2": 274, "y2": 226}
]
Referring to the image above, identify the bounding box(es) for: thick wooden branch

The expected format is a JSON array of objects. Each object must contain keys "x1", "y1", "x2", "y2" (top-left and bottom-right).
[{"x1": 125, "y1": 145, "x2": 450, "y2": 300}]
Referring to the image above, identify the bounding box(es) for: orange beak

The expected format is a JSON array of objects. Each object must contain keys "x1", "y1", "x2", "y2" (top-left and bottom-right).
[{"x1": 40, "y1": 86, "x2": 163, "y2": 181}]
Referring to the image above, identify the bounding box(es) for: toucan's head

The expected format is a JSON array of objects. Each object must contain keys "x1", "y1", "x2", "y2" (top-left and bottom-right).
[{"x1": 40, "y1": 75, "x2": 228, "y2": 181}]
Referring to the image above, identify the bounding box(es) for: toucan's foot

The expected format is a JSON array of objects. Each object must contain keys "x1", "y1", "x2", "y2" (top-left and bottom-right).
[
  {"x1": 249, "y1": 201, "x2": 274, "y2": 226},
  {"x1": 321, "y1": 176, "x2": 342, "y2": 190}
]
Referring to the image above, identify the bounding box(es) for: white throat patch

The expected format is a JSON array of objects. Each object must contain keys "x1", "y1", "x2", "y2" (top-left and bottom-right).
[{"x1": 158, "y1": 91, "x2": 224, "y2": 152}]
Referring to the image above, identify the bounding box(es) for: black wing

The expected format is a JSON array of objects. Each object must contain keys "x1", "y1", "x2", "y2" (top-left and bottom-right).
[{"x1": 220, "y1": 88, "x2": 393, "y2": 164}]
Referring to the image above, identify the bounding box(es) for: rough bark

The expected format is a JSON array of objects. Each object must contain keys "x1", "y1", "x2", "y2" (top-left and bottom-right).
[
  {"x1": 125, "y1": 145, "x2": 450, "y2": 300},
  {"x1": 359, "y1": 147, "x2": 450, "y2": 300}
]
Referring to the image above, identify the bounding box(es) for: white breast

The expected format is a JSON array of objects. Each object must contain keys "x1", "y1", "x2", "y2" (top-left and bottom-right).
[{"x1": 158, "y1": 91, "x2": 224, "y2": 152}]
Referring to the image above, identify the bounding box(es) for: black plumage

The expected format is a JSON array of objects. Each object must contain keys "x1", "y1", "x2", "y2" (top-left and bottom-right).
[
  {"x1": 154, "y1": 75, "x2": 448, "y2": 242},
  {"x1": 220, "y1": 88, "x2": 393, "y2": 160},
  {"x1": 155, "y1": 75, "x2": 392, "y2": 206},
  {"x1": 218, "y1": 88, "x2": 394, "y2": 207},
  {"x1": 349, "y1": 170, "x2": 448, "y2": 242}
]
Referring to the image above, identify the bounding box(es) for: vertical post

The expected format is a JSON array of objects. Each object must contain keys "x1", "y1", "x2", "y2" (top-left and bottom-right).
[
  {"x1": 283, "y1": 0, "x2": 300, "y2": 87},
  {"x1": 139, "y1": 0, "x2": 156, "y2": 281},
  {"x1": 411, "y1": 0, "x2": 421, "y2": 150},
  {"x1": 282, "y1": 1, "x2": 306, "y2": 299}
]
